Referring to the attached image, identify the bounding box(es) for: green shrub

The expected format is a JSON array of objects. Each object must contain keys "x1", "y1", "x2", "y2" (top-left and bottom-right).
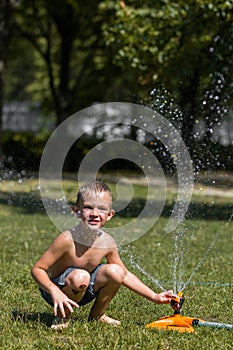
[
  {"x1": 1, "y1": 131, "x2": 233, "y2": 172},
  {"x1": 1, "y1": 131, "x2": 50, "y2": 171}
]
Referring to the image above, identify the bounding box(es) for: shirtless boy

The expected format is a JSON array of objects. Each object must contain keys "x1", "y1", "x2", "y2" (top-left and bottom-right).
[{"x1": 31, "y1": 181, "x2": 173, "y2": 330}]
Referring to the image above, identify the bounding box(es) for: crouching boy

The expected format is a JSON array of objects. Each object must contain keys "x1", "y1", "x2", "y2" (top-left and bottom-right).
[{"x1": 31, "y1": 181, "x2": 173, "y2": 329}]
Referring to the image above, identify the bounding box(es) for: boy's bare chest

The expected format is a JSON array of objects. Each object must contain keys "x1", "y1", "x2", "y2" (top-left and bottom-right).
[{"x1": 66, "y1": 243, "x2": 107, "y2": 271}]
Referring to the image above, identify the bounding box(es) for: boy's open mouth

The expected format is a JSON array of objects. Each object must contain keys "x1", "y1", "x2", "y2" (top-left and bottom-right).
[{"x1": 88, "y1": 219, "x2": 100, "y2": 226}]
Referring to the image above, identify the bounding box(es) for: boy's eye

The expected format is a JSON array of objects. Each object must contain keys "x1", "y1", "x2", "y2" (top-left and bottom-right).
[
  {"x1": 98, "y1": 207, "x2": 109, "y2": 212},
  {"x1": 83, "y1": 205, "x2": 93, "y2": 210},
  {"x1": 82, "y1": 205, "x2": 109, "y2": 213}
]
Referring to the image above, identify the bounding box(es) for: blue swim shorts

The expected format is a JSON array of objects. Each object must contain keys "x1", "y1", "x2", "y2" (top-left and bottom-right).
[{"x1": 39, "y1": 264, "x2": 103, "y2": 307}]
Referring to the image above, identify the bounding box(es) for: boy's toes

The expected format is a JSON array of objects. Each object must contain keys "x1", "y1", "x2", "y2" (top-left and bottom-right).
[{"x1": 98, "y1": 314, "x2": 121, "y2": 326}]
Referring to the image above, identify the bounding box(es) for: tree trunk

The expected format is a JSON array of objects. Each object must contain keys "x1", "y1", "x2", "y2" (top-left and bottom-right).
[
  {"x1": 0, "y1": 0, "x2": 12, "y2": 132},
  {"x1": 179, "y1": 69, "x2": 200, "y2": 149},
  {"x1": 56, "y1": 37, "x2": 73, "y2": 125}
]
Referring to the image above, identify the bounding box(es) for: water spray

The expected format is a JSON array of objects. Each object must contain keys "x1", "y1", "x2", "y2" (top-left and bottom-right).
[{"x1": 146, "y1": 292, "x2": 233, "y2": 332}]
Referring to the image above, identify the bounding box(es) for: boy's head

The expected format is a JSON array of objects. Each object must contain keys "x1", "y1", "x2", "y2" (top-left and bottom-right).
[{"x1": 73, "y1": 181, "x2": 115, "y2": 230}]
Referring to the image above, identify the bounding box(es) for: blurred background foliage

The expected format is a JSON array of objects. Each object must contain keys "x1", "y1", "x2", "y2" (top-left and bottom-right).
[{"x1": 0, "y1": 0, "x2": 233, "y2": 172}]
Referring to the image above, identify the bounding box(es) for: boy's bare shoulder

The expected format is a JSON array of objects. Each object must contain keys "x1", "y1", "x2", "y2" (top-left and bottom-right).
[
  {"x1": 52, "y1": 230, "x2": 75, "y2": 248},
  {"x1": 61, "y1": 229, "x2": 73, "y2": 240}
]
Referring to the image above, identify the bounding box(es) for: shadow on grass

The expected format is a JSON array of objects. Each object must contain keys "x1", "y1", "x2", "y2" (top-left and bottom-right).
[
  {"x1": 116, "y1": 199, "x2": 232, "y2": 221},
  {"x1": 0, "y1": 191, "x2": 45, "y2": 214},
  {"x1": 12, "y1": 309, "x2": 92, "y2": 328},
  {"x1": 0, "y1": 191, "x2": 232, "y2": 221},
  {"x1": 12, "y1": 309, "x2": 53, "y2": 327},
  {"x1": 163, "y1": 202, "x2": 233, "y2": 221}
]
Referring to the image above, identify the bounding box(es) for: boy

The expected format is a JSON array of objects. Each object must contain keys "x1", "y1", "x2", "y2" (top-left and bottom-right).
[{"x1": 31, "y1": 181, "x2": 173, "y2": 330}]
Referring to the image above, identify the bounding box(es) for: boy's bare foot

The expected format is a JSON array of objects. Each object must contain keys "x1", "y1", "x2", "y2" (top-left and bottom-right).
[
  {"x1": 51, "y1": 316, "x2": 70, "y2": 330},
  {"x1": 98, "y1": 314, "x2": 121, "y2": 326}
]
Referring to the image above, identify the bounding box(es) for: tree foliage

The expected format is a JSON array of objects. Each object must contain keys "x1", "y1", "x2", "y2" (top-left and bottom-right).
[{"x1": 100, "y1": 0, "x2": 233, "y2": 145}]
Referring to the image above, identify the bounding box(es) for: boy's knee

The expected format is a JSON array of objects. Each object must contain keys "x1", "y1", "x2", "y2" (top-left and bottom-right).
[
  {"x1": 66, "y1": 269, "x2": 90, "y2": 290},
  {"x1": 105, "y1": 264, "x2": 125, "y2": 284}
]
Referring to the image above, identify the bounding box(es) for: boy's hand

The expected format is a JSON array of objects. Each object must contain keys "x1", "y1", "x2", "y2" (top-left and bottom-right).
[
  {"x1": 50, "y1": 288, "x2": 79, "y2": 318},
  {"x1": 154, "y1": 290, "x2": 174, "y2": 304}
]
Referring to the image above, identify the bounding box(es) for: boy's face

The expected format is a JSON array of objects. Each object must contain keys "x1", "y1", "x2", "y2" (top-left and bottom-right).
[{"x1": 75, "y1": 192, "x2": 115, "y2": 230}]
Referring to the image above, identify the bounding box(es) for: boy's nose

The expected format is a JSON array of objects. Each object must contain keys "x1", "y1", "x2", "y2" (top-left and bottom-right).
[{"x1": 91, "y1": 207, "x2": 99, "y2": 215}]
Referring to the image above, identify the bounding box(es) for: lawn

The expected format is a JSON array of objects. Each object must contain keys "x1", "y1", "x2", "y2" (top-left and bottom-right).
[{"x1": 0, "y1": 174, "x2": 232, "y2": 349}]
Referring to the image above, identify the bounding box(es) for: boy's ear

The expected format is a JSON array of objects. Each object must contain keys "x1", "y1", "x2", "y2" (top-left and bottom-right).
[
  {"x1": 106, "y1": 209, "x2": 115, "y2": 221},
  {"x1": 72, "y1": 205, "x2": 81, "y2": 217}
]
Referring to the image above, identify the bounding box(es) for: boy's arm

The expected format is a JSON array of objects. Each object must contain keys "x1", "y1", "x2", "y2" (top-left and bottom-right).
[
  {"x1": 106, "y1": 248, "x2": 173, "y2": 304},
  {"x1": 31, "y1": 231, "x2": 79, "y2": 317}
]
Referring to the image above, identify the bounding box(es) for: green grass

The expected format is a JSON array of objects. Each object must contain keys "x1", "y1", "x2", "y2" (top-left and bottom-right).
[{"x1": 0, "y1": 176, "x2": 232, "y2": 349}]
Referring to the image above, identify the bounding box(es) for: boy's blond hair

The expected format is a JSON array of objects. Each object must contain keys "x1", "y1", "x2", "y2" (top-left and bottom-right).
[{"x1": 76, "y1": 181, "x2": 112, "y2": 207}]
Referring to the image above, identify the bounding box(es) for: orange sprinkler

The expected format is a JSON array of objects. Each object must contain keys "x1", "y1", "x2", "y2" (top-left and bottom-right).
[
  {"x1": 146, "y1": 291, "x2": 233, "y2": 332},
  {"x1": 146, "y1": 292, "x2": 204, "y2": 333}
]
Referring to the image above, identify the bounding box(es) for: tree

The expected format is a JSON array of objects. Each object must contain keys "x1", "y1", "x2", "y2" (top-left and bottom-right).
[
  {"x1": 12, "y1": 0, "x2": 120, "y2": 125},
  {"x1": 11, "y1": 0, "x2": 101, "y2": 124},
  {"x1": 13, "y1": 0, "x2": 83, "y2": 124}
]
